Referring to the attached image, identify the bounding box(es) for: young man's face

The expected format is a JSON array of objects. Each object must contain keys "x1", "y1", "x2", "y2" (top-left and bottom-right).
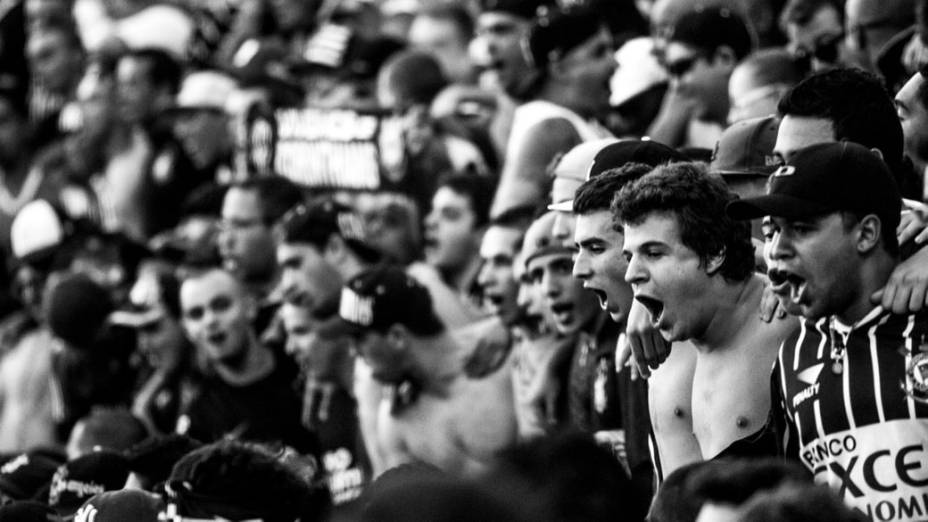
[
  {"x1": 474, "y1": 11, "x2": 532, "y2": 94},
  {"x1": 557, "y1": 27, "x2": 616, "y2": 118},
  {"x1": 219, "y1": 187, "x2": 277, "y2": 284},
  {"x1": 276, "y1": 242, "x2": 342, "y2": 316},
  {"x1": 526, "y1": 251, "x2": 599, "y2": 335},
  {"x1": 763, "y1": 213, "x2": 859, "y2": 320},
  {"x1": 116, "y1": 55, "x2": 161, "y2": 124},
  {"x1": 773, "y1": 115, "x2": 834, "y2": 164},
  {"x1": 424, "y1": 186, "x2": 481, "y2": 274},
  {"x1": 622, "y1": 211, "x2": 713, "y2": 341},
  {"x1": 786, "y1": 4, "x2": 847, "y2": 71},
  {"x1": 573, "y1": 211, "x2": 634, "y2": 324},
  {"x1": 477, "y1": 225, "x2": 522, "y2": 324},
  {"x1": 281, "y1": 303, "x2": 344, "y2": 378},
  {"x1": 664, "y1": 41, "x2": 729, "y2": 116},
  {"x1": 895, "y1": 73, "x2": 928, "y2": 169},
  {"x1": 180, "y1": 270, "x2": 254, "y2": 367}
]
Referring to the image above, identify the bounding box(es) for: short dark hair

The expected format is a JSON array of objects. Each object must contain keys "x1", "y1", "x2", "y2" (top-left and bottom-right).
[
  {"x1": 777, "y1": 68, "x2": 904, "y2": 171},
  {"x1": 436, "y1": 174, "x2": 494, "y2": 228},
  {"x1": 121, "y1": 48, "x2": 183, "y2": 95},
  {"x1": 572, "y1": 163, "x2": 653, "y2": 216},
  {"x1": 613, "y1": 162, "x2": 755, "y2": 282},
  {"x1": 167, "y1": 441, "x2": 330, "y2": 522},
  {"x1": 737, "y1": 484, "x2": 869, "y2": 522},
  {"x1": 232, "y1": 176, "x2": 304, "y2": 225},
  {"x1": 690, "y1": 458, "x2": 812, "y2": 506}
]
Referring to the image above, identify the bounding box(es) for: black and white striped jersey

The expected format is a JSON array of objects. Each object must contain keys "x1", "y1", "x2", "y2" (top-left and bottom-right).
[{"x1": 774, "y1": 306, "x2": 928, "y2": 521}]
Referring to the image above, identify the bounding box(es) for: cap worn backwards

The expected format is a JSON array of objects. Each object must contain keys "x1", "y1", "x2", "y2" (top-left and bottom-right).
[{"x1": 317, "y1": 265, "x2": 445, "y2": 339}]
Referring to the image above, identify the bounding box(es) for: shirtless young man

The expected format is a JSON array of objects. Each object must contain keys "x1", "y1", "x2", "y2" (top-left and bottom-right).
[
  {"x1": 320, "y1": 265, "x2": 517, "y2": 477},
  {"x1": 573, "y1": 159, "x2": 699, "y2": 481},
  {"x1": 615, "y1": 162, "x2": 797, "y2": 461}
]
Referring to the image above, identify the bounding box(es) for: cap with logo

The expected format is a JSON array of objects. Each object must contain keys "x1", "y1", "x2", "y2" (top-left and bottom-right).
[
  {"x1": 710, "y1": 115, "x2": 780, "y2": 177},
  {"x1": 75, "y1": 490, "x2": 162, "y2": 522},
  {"x1": 726, "y1": 141, "x2": 902, "y2": 231},
  {"x1": 279, "y1": 199, "x2": 381, "y2": 263},
  {"x1": 48, "y1": 452, "x2": 130, "y2": 519},
  {"x1": 317, "y1": 265, "x2": 445, "y2": 339},
  {"x1": 0, "y1": 452, "x2": 63, "y2": 502}
]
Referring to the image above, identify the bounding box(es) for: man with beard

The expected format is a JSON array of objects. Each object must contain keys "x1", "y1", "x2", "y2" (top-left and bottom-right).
[
  {"x1": 176, "y1": 267, "x2": 312, "y2": 453},
  {"x1": 616, "y1": 162, "x2": 796, "y2": 461},
  {"x1": 728, "y1": 142, "x2": 928, "y2": 518},
  {"x1": 320, "y1": 265, "x2": 517, "y2": 477}
]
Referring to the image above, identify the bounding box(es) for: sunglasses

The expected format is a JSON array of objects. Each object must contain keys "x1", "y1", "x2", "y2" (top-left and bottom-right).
[{"x1": 793, "y1": 32, "x2": 844, "y2": 64}]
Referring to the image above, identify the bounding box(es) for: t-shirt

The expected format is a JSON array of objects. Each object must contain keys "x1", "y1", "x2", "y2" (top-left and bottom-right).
[
  {"x1": 774, "y1": 307, "x2": 928, "y2": 521},
  {"x1": 177, "y1": 351, "x2": 316, "y2": 455}
]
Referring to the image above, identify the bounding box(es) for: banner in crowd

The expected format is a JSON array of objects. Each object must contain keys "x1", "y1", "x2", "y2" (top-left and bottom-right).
[{"x1": 254, "y1": 106, "x2": 407, "y2": 191}]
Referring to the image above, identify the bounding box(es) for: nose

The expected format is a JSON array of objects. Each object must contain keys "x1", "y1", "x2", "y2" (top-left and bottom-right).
[
  {"x1": 477, "y1": 261, "x2": 493, "y2": 288},
  {"x1": 424, "y1": 209, "x2": 439, "y2": 230},
  {"x1": 767, "y1": 230, "x2": 793, "y2": 262},
  {"x1": 572, "y1": 250, "x2": 591, "y2": 281},
  {"x1": 624, "y1": 254, "x2": 646, "y2": 286},
  {"x1": 541, "y1": 269, "x2": 561, "y2": 299}
]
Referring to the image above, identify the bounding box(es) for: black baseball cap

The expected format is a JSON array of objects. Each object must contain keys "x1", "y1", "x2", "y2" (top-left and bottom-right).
[
  {"x1": 279, "y1": 199, "x2": 381, "y2": 263},
  {"x1": 477, "y1": 0, "x2": 558, "y2": 19},
  {"x1": 589, "y1": 140, "x2": 687, "y2": 179},
  {"x1": 727, "y1": 142, "x2": 902, "y2": 230},
  {"x1": 317, "y1": 265, "x2": 445, "y2": 339}
]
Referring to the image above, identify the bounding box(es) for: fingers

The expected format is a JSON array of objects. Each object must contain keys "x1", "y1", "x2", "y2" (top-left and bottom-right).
[
  {"x1": 908, "y1": 282, "x2": 927, "y2": 313},
  {"x1": 759, "y1": 285, "x2": 778, "y2": 322},
  {"x1": 647, "y1": 329, "x2": 671, "y2": 370},
  {"x1": 870, "y1": 287, "x2": 884, "y2": 305}
]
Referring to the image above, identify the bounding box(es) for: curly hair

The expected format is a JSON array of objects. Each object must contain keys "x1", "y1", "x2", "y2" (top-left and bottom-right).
[{"x1": 612, "y1": 162, "x2": 755, "y2": 282}]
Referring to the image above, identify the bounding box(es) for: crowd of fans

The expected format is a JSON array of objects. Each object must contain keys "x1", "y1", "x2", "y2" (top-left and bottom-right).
[{"x1": 0, "y1": 0, "x2": 927, "y2": 520}]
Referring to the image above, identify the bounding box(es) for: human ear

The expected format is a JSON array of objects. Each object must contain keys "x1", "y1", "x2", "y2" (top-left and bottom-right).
[{"x1": 856, "y1": 214, "x2": 881, "y2": 253}]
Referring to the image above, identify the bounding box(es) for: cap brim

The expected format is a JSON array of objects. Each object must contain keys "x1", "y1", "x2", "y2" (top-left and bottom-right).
[
  {"x1": 726, "y1": 195, "x2": 834, "y2": 220},
  {"x1": 109, "y1": 308, "x2": 164, "y2": 328},
  {"x1": 547, "y1": 200, "x2": 574, "y2": 212}
]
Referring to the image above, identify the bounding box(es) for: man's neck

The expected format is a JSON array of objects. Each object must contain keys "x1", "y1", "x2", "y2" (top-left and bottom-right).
[
  {"x1": 214, "y1": 338, "x2": 275, "y2": 386},
  {"x1": 836, "y1": 252, "x2": 897, "y2": 324},
  {"x1": 693, "y1": 275, "x2": 763, "y2": 351}
]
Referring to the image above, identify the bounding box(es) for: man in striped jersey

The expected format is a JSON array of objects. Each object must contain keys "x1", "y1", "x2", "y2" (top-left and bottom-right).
[{"x1": 728, "y1": 142, "x2": 928, "y2": 520}]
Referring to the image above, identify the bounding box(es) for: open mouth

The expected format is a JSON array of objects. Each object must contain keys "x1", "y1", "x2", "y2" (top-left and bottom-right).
[
  {"x1": 485, "y1": 293, "x2": 504, "y2": 307},
  {"x1": 635, "y1": 295, "x2": 664, "y2": 327},
  {"x1": 207, "y1": 331, "x2": 227, "y2": 345},
  {"x1": 586, "y1": 287, "x2": 608, "y2": 311},
  {"x1": 550, "y1": 302, "x2": 574, "y2": 323},
  {"x1": 784, "y1": 273, "x2": 807, "y2": 305}
]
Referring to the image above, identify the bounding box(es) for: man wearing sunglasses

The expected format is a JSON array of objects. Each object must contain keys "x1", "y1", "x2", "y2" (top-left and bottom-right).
[
  {"x1": 780, "y1": 0, "x2": 850, "y2": 71},
  {"x1": 648, "y1": 5, "x2": 755, "y2": 149}
]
